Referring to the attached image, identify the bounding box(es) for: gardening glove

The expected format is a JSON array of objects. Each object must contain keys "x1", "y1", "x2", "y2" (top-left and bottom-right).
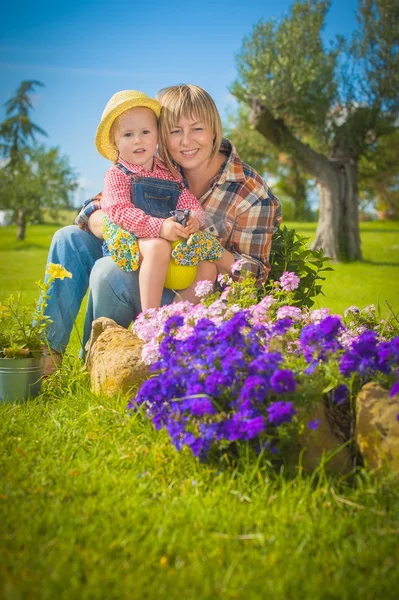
[
  {"x1": 102, "y1": 216, "x2": 140, "y2": 272},
  {"x1": 171, "y1": 231, "x2": 223, "y2": 267}
]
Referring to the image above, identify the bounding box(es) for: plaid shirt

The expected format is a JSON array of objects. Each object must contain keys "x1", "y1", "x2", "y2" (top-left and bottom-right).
[
  {"x1": 199, "y1": 139, "x2": 282, "y2": 283},
  {"x1": 101, "y1": 157, "x2": 204, "y2": 238},
  {"x1": 75, "y1": 140, "x2": 281, "y2": 283}
]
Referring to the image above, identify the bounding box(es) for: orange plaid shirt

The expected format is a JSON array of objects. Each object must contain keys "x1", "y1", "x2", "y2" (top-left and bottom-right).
[{"x1": 197, "y1": 139, "x2": 282, "y2": 283}]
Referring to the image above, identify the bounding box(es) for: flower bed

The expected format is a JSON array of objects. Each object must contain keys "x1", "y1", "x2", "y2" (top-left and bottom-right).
[{"x1": 128, "y1": 265, "x2": 399, "y2": 462}]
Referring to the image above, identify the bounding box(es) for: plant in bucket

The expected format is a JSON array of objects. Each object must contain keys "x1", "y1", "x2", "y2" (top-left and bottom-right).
[{"x1": 0, "y1": 263, "x2": 72, "y2": 402}]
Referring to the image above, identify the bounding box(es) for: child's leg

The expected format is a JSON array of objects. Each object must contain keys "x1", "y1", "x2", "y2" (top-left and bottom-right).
[
  {"x1": 174, "y1": 261, "x2": 217, "y2": 305},
  {"x1": 138, "y1": 238, "x2": 171, "y2": 310}
]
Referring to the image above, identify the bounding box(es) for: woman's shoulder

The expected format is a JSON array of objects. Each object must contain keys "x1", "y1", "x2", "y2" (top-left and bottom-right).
[{"x1": 219, "y1": 139, "x2": 280, "y2": 207}]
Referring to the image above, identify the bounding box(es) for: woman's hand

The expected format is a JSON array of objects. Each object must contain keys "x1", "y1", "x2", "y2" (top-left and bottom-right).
[
  {"x1": 183, "y1": 215, "x2": 200, "y2": 235},
  {"x1": 88, "y1": 209, "x2": 106, "y2": 239},
  {"x1": 160, "y1": 216, "x2": 189, "y2": 241}
]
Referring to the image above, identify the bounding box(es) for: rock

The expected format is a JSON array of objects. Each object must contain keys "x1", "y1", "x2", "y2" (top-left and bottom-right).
[
  {"x1": 85, "y1": 317, "x2": 148, "y2": 397},
  {"x1": 356, "y1": 382, "x2": 399, "y2": 473},
  {"x1": 295, "y1": 402, "x2": 353, "y2": 475}
]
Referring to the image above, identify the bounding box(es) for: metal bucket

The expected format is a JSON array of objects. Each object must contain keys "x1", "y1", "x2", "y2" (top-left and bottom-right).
[{"x1": 0, "y1": 356, "x2": 46, "y2": 403}]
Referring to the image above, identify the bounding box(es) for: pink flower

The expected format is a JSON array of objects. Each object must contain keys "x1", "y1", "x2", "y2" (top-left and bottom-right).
[
  {"x1": 279, "y1": 271, "x2": 300, "y2": 291},
  {"x1": 231, "y1": 258, "x2": 246, "y2": 274},
  {"x1": 276, "y1": 306, "x2": 303, "y2": 321},
  {"x1": 195, "y1": 280, "x2": 214, "y2": 298}
]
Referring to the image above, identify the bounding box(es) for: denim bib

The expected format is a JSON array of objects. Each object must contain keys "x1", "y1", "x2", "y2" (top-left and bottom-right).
[{"x1": 115, "y1": 162, "x2": 182, "y2": 218}]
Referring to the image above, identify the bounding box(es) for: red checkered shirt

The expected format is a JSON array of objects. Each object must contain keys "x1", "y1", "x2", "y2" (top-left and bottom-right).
[{"x1": 102, "y1": 156, "x2": 205, "y2": 238}]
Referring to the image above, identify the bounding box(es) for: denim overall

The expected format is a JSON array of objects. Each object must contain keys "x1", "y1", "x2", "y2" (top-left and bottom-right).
[{"x1": 103, "y1": 162, "x2": 183, "y2": 259}]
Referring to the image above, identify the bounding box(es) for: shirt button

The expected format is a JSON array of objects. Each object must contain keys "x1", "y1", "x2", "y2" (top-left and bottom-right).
[{"x1": 209, "y1": 227, "x2": 215, "y2": 232}]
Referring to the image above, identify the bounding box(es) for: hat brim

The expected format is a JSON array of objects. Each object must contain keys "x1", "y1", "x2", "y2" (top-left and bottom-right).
[{"x1": 95, "y1": 98, "x2": 161, "y2": 162}]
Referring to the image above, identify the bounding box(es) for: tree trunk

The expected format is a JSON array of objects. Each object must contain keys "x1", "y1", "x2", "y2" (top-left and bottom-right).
[
  {"x1": 251, "y1": 100, "x2": 363, "y2": 261},
  {"x1": 313, "y1": 157, "x2": 361, "y2": 261},
  {"x1": 16, "y1": 209, "x2": 26, "y2": 241}
]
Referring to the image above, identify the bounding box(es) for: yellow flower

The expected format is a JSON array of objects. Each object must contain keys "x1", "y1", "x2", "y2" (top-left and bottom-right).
[
  {"x1": 46, "y1": 263, "x2": 73, "y2": 281},
  {"x1": 0, "y1": 303, "x2": 10, "y2": 318}
]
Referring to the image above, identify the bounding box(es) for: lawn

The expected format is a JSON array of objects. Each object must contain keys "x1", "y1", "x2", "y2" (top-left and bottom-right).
[{"x1": 1, "y1": 221, "x2": 399, "y2": 599}]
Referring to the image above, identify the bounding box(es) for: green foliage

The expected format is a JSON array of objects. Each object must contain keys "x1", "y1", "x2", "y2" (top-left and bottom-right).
[
  {"x1": 0, "y1": 264, "x2": 72, "y2": 358},
  {"x1": 232, "y1": 0, "x2": 340, "y2": 142},
  {"x1": 266, "y1": 226, "x2": 333, "y2": 307},
  {"x1": 225, "y1": 108, "x2": 315, "y2": 221},
  {"x1": 0, "y1": 144, "x2": 78, "y2": 236},
  {"x1": 0, "y1": 80, "x2": 78, "y2": 239},
  {"x1": 0, "y1": 80, "x2": 47, "y2": 162},
  {"x1": 359, "y1": 129, "x2": 399, "y2": 218},
  {"x1": 0, "y1": 293, "x2": 50, "y2": 358}
]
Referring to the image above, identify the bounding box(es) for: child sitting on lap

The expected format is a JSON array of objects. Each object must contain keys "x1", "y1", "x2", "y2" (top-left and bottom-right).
[{"x1": 95, "y1": 90, "x2": 222, "y2": 311}]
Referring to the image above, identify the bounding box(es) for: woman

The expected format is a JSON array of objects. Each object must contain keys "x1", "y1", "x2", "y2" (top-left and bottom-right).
[{"x1": 43, "y1": 84, "x2": 282, "y2": 373}]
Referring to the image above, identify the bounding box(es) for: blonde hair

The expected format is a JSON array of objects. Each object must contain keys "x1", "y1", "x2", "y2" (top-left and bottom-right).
[{"x1": 157, "y1": 84, "x2": 223, "y2": 175}]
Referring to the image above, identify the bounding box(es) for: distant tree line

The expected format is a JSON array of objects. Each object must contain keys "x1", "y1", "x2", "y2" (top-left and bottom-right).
[{"x1": 0, "y1": 80, "x2": 78, "y2": 240}]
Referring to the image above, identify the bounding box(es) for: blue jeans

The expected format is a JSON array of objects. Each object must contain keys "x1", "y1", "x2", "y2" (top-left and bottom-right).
[{"x1": 43, "y1": 225, "x2": 175, "y2": 354}]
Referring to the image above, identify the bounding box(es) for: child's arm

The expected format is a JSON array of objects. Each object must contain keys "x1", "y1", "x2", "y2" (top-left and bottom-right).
[{"x1": 102, "y1": 167, "x2": 165, "y2": 238}]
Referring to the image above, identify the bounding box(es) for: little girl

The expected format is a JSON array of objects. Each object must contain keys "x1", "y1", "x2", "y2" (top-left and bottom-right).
[{"x1": 95, "y1": 90, "x2": 222, "y2": 310}]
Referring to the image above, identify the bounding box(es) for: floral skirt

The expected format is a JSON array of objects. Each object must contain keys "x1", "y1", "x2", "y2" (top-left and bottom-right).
[{"x1": 102, "y1": 217, "x2": 223, "y2": 273}]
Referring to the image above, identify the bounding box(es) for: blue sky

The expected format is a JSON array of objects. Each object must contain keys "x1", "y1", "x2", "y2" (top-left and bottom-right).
[{"x1": 1, "y1": 0, "x2": 359, "y2": 206}]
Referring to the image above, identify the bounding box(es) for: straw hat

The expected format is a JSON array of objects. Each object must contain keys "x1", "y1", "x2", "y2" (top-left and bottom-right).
[{"x1": 95, "y1": 90, "x2": 161, "y2": 161}]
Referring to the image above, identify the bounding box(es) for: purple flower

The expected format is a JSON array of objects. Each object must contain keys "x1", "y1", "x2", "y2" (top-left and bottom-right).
[
  {"x1": 204, "y1": 372, "x2": 233, "y2": 396},
  {"x1": 329, "y1": 384, "x2": 349, "y2": 404},
  {"x1": 272, "y1": 318, "x2": 293, "y2": 335},
  {"x1": 248, "y1": 352, "x2": 283, "y2": 377},
  {"x1": 180, "y1": 395, "x2": 216, "y2": 417},
  {"x1": 308, "y1": 419, "x2": 321, "y2": 430},
  {"x1": 267, "y1": 401, "x2": 296, "y2": 426},
  {"x1": 164, "y1": 314, "x2": 184, "y2": 334},
  {"x1": 270, "y1": 369, "x2": 296, "y2": 394},
  {"x1": 238, "y1": 375, "x2": 269, "y2": 403},
  {"x1": 390, "y1": 382, "x2": 399, "y2": 398}
]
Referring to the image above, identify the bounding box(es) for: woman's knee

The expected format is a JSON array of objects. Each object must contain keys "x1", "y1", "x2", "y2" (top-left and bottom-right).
[{"x1": 197, "y1": 261, "x2": 217, "y2": 282}]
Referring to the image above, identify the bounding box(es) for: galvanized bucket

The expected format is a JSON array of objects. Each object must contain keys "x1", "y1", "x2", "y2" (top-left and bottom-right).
[{"x1": 0, "y1": 356, "x2": 46, "y2": 403}]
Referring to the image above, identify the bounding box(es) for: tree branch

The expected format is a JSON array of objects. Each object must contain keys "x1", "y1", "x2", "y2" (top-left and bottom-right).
[{"x1": 250, "y1": 97, "x2": 332, "y2": 181}]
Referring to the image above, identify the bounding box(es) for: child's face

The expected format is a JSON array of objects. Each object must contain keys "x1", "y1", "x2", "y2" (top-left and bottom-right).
[{"x1": 113, "y1": 107, "x2": 158, "y2": 169}]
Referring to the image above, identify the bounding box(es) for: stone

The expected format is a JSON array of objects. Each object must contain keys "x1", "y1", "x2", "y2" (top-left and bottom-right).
[
  {"x1": 356, "y1": 382, "x2": 399, "y2": 473},
  {"x1": 295, "y1": 402, "x2": 353, "y2": 475},
  {"x1": 85, "y1": 317, "x2": 148, "y2": 397}
]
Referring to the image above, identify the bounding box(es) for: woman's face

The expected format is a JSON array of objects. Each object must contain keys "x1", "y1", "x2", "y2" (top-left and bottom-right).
[{"x1": 165, "y1": 115, "x2": 214, "y2": 172}]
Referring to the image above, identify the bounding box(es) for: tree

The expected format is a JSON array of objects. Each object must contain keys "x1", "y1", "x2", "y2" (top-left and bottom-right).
[
  {"x1": 225, "y1": 108, "x2": 315, "y2": 221},
  {"x1": 231, "y1": 0, "x2": 399, "y2": 260},
  {"x1": 358, "y1": 129, "x2": 399, "y2": 219},
  {"x1": 0, "y1": 145, "x2": 78, "y2": 239},
  {"x1": 0, "y1": 81, "x2": 78, "y2": 239},
  {"x1": 0, "y1": 80, "x2": 47, "y2": 163}
]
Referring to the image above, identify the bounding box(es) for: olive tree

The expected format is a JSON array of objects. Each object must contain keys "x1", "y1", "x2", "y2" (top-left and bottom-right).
[{"x1": 231, "y1": 0, "x2": 399, "y2": 260}]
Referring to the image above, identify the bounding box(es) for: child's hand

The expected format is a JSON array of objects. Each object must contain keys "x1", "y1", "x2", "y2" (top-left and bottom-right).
[
  {"x1": 183, "y1": 215, "x2": 200, "y2": 235},
  {"x1": 160, "y1": 216, "x2": 189, "y2": 241}
]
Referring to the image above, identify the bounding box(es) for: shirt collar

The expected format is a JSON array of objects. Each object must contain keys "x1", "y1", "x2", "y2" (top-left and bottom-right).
[
  {"x1": 117, "y1": 155, "x2": 169, "y2": 174},
  {"x1": 212, "y1": 138, "x2": 246, "y2": 186}
]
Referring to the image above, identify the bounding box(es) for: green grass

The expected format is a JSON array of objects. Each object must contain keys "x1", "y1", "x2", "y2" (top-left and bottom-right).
[
  {"x1": 1, "y1": 221, "x2": 399, "y2": 599},
  {"x1": 285, "y1": 220, "x2": 399, "y2": 317}
]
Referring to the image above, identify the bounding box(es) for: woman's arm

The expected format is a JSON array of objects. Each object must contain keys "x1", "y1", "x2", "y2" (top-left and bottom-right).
[{"x1": 88, "y1": 209, "x2": 106, "y2": 239}]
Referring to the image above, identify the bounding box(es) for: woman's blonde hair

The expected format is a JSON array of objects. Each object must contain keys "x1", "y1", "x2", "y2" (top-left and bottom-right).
[{"x1": 157, "y1": 84, "x2": 223, "y2": 175}]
